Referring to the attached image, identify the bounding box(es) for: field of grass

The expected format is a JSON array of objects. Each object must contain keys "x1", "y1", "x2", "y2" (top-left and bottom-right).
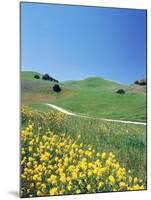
[
  {"x1": 21, "y1": 71, "x2": 146, "y2": 122},
  {"x1": 21, "y1": 71, "x2": 41, "y2": 80},
  {"x1": 21, "y1": 106, "x2": 146, "y2": 197},
  {"x1": 26, "y1": 103, "x2": 146, "y2": 180},
  {"x1": 21, "y1": 71, "x2": 147, "y2": 197}
]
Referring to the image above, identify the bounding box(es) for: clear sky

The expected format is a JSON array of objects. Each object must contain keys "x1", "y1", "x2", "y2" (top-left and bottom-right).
[{"x1": 21, "y1": 2, "x2": 147, "y2": 84}]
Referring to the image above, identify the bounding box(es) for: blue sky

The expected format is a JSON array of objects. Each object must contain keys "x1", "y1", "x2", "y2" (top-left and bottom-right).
[{"x1": 21, "y1": 3, "x2": 146, "y2": 84}]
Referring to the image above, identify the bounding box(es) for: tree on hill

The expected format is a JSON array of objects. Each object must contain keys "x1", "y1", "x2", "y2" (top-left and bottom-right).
[
  {"x1": 139, "y1": 79, "x2": 146, "y2": 85},
  {"x1": 52, "y1": 78, "x2": 59, "y2": 83},
  {"x1": 34, "y1": 74, "x2": 40, "y2": 79},
  {"x1": 134, "y1": 80, "x2": 139, "y2": 85},
  {"x1": 42, "y1": 74, "x2": 51, "y2": 80},
  {"x1": 116, "y1": 89, "x2": 125, "y2": 94},
  {"x1": 53, "y1": 84, "x2": 61, "y2": 92},
  {"x1": 134, "y1": 78, "x2": 146, "y2": 86},
  {"x1": 42, "y1": 73, "x2": 59, "y2": 82}
]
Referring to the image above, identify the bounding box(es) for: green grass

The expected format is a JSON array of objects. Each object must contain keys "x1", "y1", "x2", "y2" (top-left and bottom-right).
[
  {"x1": 21, "y1": 71, "x2": 147, "y2": 187},
  {"x1": 61, "y1": 115, "x2": 146, "y2": 181},
  {"x1": 63, "y1": 77, "x2": 122, "y2": 91},
  {"x1": 21, "y1": 106, "x2": 147, "y2": 184},
  {"x1": 27, "y1": 103, "x2": 52, "y2": 112},
  {"x1": 21, "y1": 71, "x2": 42, "y2": 80},
  {"x1": 21, "y1": 71, "x2": 146, "y2": 122},
  {"x1": 51, "y1": 90, "x2": 146, "y2": 122}
]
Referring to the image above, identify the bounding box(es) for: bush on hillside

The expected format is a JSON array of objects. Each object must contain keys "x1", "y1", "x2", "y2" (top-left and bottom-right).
[
  {"x1": 42, "y1": 74, "x2": 59, "y2": 82},
  {"x1": 134, "y1": 79, "x2": 146, "y2": 86},
  {"x1": 53, "y1": 84, "x2": 61, "y2": 92},
  {"x1": 53, "y1": 79, "x2": 59, "y2": 83},
  {"x1": 34, "y1": 74, "x2": 40, "y2": 79},
  {"x1": 116, "y1": 89, "x2": 125, "y2": 94},
  {"x1": 134, "y1": 80, "x2": 139, "y2": 85},
  {"x1": 139, "y1": 79, "x2": 146, "y2": 86},
  {"x1": 42, "y1": 74, "x2": 52, "y2": 81}
]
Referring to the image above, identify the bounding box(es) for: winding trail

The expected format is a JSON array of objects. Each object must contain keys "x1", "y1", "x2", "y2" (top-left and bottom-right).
[{"x1": 45, "y1": 103, "x2": 146, "y2": 126}]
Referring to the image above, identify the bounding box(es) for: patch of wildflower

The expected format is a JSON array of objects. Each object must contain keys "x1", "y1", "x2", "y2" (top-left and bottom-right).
[
  {"x1": 21, "y1": 108, "x2": 145, "y2": 197},
  {"x1": 21, "y1": 106, "x2": 65, "y2": 131}
]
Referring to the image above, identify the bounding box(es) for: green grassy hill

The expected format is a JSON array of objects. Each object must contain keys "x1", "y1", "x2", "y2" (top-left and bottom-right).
[
  {"x1": 63, "y1": 77, "x2": 122, "y2": 91},
  {"x1": 21, "y1": 71, "x2": 146, "y2": 122},
  {"x1": 21, "y1": 71, "x2": 41, "y2": 80},
  {"x1": 21, "y1": 71, "x2": 147, "y2": 184}
]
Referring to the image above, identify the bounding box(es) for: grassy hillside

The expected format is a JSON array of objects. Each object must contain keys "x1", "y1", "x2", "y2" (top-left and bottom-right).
[
  {"x1": 21, "y1": 71, "x2": 41, "y2": 80},
  {"x1": 21, "y1": 71, "x2": 146, "y2": 122},
  {"x1": 63, "y1": 77, "x2": 122, "y2": 91},
  {"x1": 21, "y1": 72, "x2": 147, "y2": 195},
  {"x1": 22, "y1": 106, "x2": 146, "y2": 183}
]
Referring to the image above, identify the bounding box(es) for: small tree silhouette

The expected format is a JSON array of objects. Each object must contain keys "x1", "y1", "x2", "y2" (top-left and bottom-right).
[
  {"x1": 139, "y1": 79, "x2": 146, "y2": 85},
  {"x1": 53, "y1": 84, "x2": 61, "y2": 92},
  {"x1": 42, "y1": 74, "x2": 50, "y2": 80},
  {"x1": 134, "y1": 79, "x2": 146, "y2": 86},
  {"x1": 134, "y1": 80, "x2": 139, "y2": 85},
  {"x1": 34, "y1": 74, "x2": 40, "y2": 79},
  {"x1": 116, "y1": 89, "x2": 125, "y2": 94}
]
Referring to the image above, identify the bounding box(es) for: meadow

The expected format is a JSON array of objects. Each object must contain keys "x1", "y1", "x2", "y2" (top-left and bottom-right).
[
  {"x1": 21, "y1": 71, "x2": 147, "y2": 197},
  {"x1": 21, "y1": 106, "x2": 146, "y2": 197},
  {"x1": 21, "y1": 71, "x2": 146, "y2": 122}
]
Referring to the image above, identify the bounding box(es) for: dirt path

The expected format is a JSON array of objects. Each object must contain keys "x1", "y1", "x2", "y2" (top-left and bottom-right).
[{"x1": 45, "y1": 103, "x2": 146, "y2": 126}]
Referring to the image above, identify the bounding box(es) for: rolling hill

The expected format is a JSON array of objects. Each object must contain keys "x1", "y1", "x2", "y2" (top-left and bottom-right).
[{"x1": 21, "y1": 71, "x2": 146, "y2": 122}]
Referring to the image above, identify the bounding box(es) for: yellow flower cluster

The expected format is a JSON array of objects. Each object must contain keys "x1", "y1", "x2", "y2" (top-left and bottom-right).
[
  {"x1": 21, "y1": 117, "x2": 145, "y2": 198},
  {"x1": 21, "y1": 106, "x2": 65, "y2": 126}
]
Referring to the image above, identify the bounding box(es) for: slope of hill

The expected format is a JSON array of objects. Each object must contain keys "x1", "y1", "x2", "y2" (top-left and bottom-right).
[
  {"x1": 62, "y1": 77, "x2": 122, "y2": 91},
  {"x1": 21, "y1": 71, "x2": 41, "y2": 80},
  {"x1": 21, "y1": 71, "x2": 146, "y2": 122}
]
